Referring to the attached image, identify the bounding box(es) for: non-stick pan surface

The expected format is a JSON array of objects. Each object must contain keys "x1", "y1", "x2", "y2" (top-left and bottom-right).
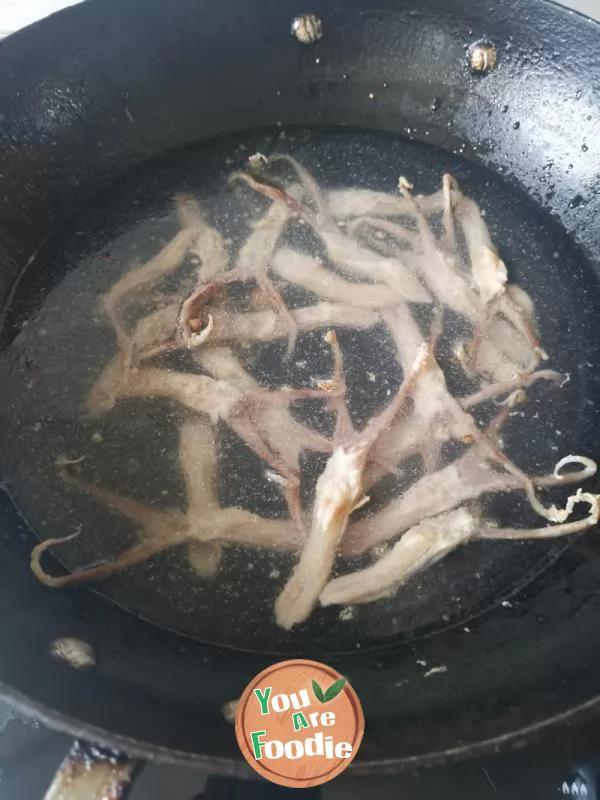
[{"x1": 0, "y1": 0, "x2": 598, "y2": 773}]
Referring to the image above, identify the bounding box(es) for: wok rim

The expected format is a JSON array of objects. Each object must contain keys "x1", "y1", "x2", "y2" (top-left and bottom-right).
[{"x1": 4, "y1": 679, "x2": 600, "y2": 773}]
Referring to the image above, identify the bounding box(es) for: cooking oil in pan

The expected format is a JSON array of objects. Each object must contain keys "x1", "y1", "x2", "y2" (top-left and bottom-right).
[{"x1": 0, "y1": 126, "x2": 598, "y2": 654}]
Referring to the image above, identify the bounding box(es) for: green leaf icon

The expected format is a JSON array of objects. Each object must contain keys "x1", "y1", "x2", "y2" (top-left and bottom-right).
[
  {"x1": 323, "y1": 677, "x2": 347, "y2": 702},
  {"x1": 312, "y1": 679, "x2": 325, "y2": 703}
]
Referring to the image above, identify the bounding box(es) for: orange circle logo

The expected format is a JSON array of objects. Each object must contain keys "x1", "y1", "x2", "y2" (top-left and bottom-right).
[{"x1": 235, "y1": 659, "x2": 364, "y2": 787}]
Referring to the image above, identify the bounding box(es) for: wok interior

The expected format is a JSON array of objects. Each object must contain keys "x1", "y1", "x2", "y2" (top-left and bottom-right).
[
  {"x1": 0, "y1": 0, "x2": 599, "y2": 768},
  {"x1": 0, "y1": 125, "x2": 597, "y2": 655}
]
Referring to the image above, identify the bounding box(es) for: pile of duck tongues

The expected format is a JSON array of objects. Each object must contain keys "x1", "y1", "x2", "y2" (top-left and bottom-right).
[{"x1": 31, "y1": 153, "x2": 599, "y2": 631}]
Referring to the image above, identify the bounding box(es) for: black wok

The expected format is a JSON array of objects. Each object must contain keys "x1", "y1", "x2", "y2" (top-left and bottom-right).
[{"x1": 0, "y1": 0, "x2": 599, "y2": 790}]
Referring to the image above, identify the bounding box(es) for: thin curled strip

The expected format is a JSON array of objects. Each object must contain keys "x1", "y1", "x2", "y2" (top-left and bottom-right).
[
  {"x1": 480, "y1": 490, "x2": 600, "y2": 541},
  {"x1": 30, "y1": 530, "x2": 82, "y2": 587},
  {"x1": 533, "y1": 456, "x2": 599, "y2": 524},
  {"x1": 493, "y1": 455, "x2": 596, "y2": 524},
  {"x1": 31, "y1": 530, "x2": 177, "y2": 588},
  {"x1": 539, "y1": 457, "x2": 600, "y2": 524},
  {"x1": 553, "y1": 455, "x2": 597, "y2": 482}
]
